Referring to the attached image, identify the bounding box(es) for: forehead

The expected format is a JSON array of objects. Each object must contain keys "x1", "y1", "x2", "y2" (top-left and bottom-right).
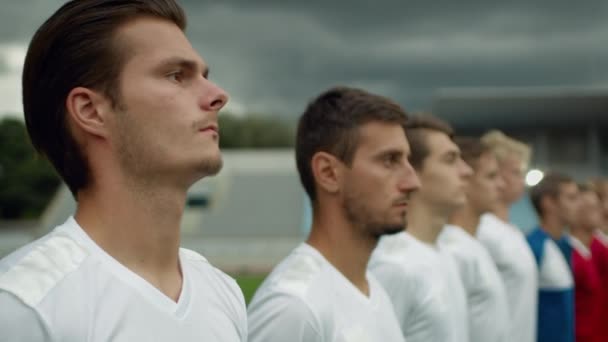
[
  {"x1": 558, "y1": 182, "x2": 579, "y2": 196},
  {"x1": 116, "y1": 17, "x2": 205, "y2": 71},
  {"x1": 355, "y1": 121, "x2": 409, "y2": 153},
  {"x1": 425, "y1": 131, "x2": 458, "y2": 157},
  {"x1": 581, "y1": 191, "x2": 599, "y2": 204},
  {"x1": 475, "y1": 152, "x2": 498, "y2": 173},
  {"x1": 501, "y1": 153, "x2": 526, "y2": 170}
]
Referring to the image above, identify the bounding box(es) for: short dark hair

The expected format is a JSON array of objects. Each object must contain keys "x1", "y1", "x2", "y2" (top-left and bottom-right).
[
  {"x1": 404, "y1": 114, "x2": 454, "y2": 170},
  {"x1": 453, "y1": 136, "x2": 490, "y2": 170},
  {"x1": 22, "y1": 0, "x2": 186, "y2": 197},
  {"x1": 295, "y1": 86, "x2": 408, "y2": 202},
  {"x1": 530, "y1": 172, "x2": 575, "y2": 217}
]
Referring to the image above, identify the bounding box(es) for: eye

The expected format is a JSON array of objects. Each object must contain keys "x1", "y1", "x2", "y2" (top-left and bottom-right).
[
  {"x1": 384, "y1": 154, "x2": 399, "y2": 167},
  {"x1": 167, "y1": 70, "x2": 184, "y2": 83}
]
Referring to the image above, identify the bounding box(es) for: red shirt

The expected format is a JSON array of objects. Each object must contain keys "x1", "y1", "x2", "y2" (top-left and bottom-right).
[
  {"x1": 571, "y1": 237, "x2": 603, "y2": 342},
  {"x1": 591, "y1": 235, "x2": 608, "y2": 341}
]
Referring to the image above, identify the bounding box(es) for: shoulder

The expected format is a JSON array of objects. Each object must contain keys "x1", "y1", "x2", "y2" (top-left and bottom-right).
[
  {"x1": 0, "y1": 291, "x2": 54, "y2": 341},
  {"x1": 537, "y1": 239, "x2": 573, "y2": 289},
  {"x1": 248, "y1": 245, "x2": 330, "y2": 328},
  {"x1": 247, "y1": 245, "x2": 330, "y2": 341},
  {"x1": 0, "y1": 224, "x2": 88, "y2": 309},
  {"x1": 371, "y1": 234, "x2": 437, "y2": 283},
  {"x1": 439, "y1": 225, "x2": 479, "y2": 255},
  {"x1": 247, "y1": 292, "x2": 323, "y2": 342},
  {"x1": 370, "y1": 233, "x2": 419, "y2": 270},
  {"x1": 477, "y1": 214, "x2": 511, "y2": 243},
  {"x1": 254, "y1": 244, "x2": 327, "y2": 301},
  {"x1": 180, "y1": 248, "x2": 234, "y2": 284}
]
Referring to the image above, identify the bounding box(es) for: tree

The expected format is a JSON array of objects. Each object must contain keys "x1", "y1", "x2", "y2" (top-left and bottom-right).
[
  {"x1": 0, "y1": 118, "x2": 60, "y2": 220},
  {"x1": 219, "y1": 113, "x2": 295, "y2": 148},
  {"x1": 0, "y1": 112, "x2": 295, "y2": 220}
]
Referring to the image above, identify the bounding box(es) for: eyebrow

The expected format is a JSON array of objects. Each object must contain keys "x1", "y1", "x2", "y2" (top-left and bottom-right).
[
  {"x1": 442, "y1": 150, "x2": 460, "y2": 158},
  {"x1": 377, "y1": 148, "x2": 406, "y2": 159},
  {"x1": 156, "y1": 57, "x2": 209, "y2": 78}
]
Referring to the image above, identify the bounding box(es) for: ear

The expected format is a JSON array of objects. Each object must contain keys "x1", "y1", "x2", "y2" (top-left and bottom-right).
[
  {"x1": 65, "y1": 87, "x2": 111, "y2": 139},
  {"x1": 311, "y1": 152, "x2": 343, "y2": 196}
]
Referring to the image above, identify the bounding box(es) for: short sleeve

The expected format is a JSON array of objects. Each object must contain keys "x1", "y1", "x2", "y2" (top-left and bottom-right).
[
  {"x1": 248, "y1": 294, "x2": 322, "y2": 342},
  {"x1": 0, "y1": 290, "x2": 53, "y2": 341}
]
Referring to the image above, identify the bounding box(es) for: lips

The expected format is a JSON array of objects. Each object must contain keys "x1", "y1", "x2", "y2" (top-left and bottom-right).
[
  {"x1": 393, "y1": 201, "x2": 409, "y2": 208},
  {"x1": 199, "y1": 124, "x2": 218, "y2": 133}
]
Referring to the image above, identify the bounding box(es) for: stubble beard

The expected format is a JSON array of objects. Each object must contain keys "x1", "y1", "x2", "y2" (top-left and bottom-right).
[
  {"x1": 342, "y1": 191, "x2": 406, "y2": 241},
  {"x1": 113, "y1": 109, "x2": 224, "y2": 185}
]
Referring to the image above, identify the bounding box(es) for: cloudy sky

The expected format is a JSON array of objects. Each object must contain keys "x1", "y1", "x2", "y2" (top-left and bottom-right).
[{"x1": 0, "y1": 0, "x2": 607, "y2": 120}]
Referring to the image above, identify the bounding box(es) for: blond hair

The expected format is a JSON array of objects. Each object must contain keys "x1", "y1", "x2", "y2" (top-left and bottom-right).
[{"x1": 481, "y1": 130, "x2": 532, "y2": 170}]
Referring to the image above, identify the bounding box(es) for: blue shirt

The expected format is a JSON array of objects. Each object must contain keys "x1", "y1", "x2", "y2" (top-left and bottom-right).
[{"x1": 527, "y1": 227, "x2": 574, "y2": 342}]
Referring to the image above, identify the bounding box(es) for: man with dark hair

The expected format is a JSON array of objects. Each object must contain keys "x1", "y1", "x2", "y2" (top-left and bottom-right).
[
  {"x1": 527, "y1": 173, "x2": 578, "y2": 342},
  {"x1": 0, "y1": 1, "x2": 247, "y2": 340},
  {"x1": 369, "y1": 114, "x2": 471, "y2": 342},
  {"x1": 477, "y1": 130, "x2": 538, "y2": 342},
  {"x1": 569, "y1": 184, "x2": 603, "y2": 342},
  {"x1": 247, "y1": 86, "x2": 419, "y2": 342},
  {"x1": 438, "y1": 136, "x2": 510, "y2": 342}
]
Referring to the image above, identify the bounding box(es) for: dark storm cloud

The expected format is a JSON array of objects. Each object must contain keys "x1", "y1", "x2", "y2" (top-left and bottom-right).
[
  {"x1": 1, "y1": 0, "x2": 607, "y2": 117},
  {"x1": 177, "y1": 0, "x2": 608, "y2": 115}
]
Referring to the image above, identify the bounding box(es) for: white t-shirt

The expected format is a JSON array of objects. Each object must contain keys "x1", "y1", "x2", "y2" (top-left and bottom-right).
[
  {"x1": 439, "y1": 224, "x2": 510, "y2": 342},
  {"x1": 0, "y1": 217, "x2": 247, "y2": 341},
  {"x1": 369, "y1": 231, "x2": 469, "y2": 342},
  {"x1": 247, "y1": 243, "x2": 405, "y2": 342},
  {"x1": 477, "y1": 213, "x2": 538, "y2": 342}
]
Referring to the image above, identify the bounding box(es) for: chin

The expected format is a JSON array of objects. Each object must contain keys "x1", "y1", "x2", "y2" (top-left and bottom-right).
[{"x1": 193, "y1": 150, "x2": 223, "y2": 177}]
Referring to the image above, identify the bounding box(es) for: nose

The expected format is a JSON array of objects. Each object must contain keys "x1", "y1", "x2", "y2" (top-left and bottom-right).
[
  {"x1": 399, "y1": 161, "x2": 421, "y2": 193},
  {"x1": 496, "y1": 175, "x2": 506, "y2": 192},
  {"x1": 460, "y1": 159, "x2": 473, "y2": 179},
  {"x1": 200, "y1": 79, "x2": 229, "y2": 112}
]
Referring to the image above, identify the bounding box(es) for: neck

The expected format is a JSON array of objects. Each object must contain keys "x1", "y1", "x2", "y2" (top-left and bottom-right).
[
  {"x1": 407, "y1": 198, "x2": 447, "y2": 245},
  {"x1": 492, "y1": 201, "x2": 510, "y2": 222},
  {"x1": 571, "y1": 227, "x2": 593, "y2": 248},
  {"x1": 450, "y1": 204, "x2": 481, "y2": 236},
  {"x1": 75, "y1": 172, "x2": 189, "y2": 301},
  {"x1": 306, "y1": 202, "x2": 375, "y2": 296},
  {"x1": 540, "y1": 216, "x2": 566, "y2": 240}
]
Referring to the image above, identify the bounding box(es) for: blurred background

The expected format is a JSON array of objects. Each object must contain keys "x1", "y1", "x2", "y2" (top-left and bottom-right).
[{"x1": 1, "y1": 0, "x2": 607, "y2": 302}]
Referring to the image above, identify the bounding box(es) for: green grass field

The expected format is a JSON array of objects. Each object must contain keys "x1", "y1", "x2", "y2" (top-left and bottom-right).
[{"x1": 235, "y1": 274, "x2": 266, "y2": 305}]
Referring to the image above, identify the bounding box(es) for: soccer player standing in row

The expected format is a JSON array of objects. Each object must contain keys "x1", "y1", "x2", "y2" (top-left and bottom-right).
[
  {"x1": 569, "y1": 184, "x2": 603, "y2": 342},
  {"x1": 247, "y1": 87, "x2": 420, "y2": 342},
  {"x1": 477, "y1": 131, "x2": 538, "y2": 342},
  {"x1": 369, "y1": 115, "x2": 471, "y2": 342},
  {"x1": 527, "y1": 173, "x2": 578, "y2": 342},
  {"x1": 0, "y1": 1, "x2": 247, "y2": 340},
  {"x1": 439, "y1": 137, "x2": 510, "y2": 342},
  {"x1": 590, "y1": 180, "x2": 608, "y2": 341}
]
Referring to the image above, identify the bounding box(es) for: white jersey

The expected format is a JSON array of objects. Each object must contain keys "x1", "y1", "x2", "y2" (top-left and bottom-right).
[
  {"x1": 477, "y1": 213, "x2": 538, "y2": 342},
  {"x1": 247, "y1": 243, "x2": 405, "y2": 342},
  {"x1": 0, "y1": 217, "x2": 247, "y2": 341},
  {"x1": 439, "y1": 224, "x2": 509, "y2": 342},
  {"x1": 369, "y1": 231, "x2": 469, "y2": 342}
]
